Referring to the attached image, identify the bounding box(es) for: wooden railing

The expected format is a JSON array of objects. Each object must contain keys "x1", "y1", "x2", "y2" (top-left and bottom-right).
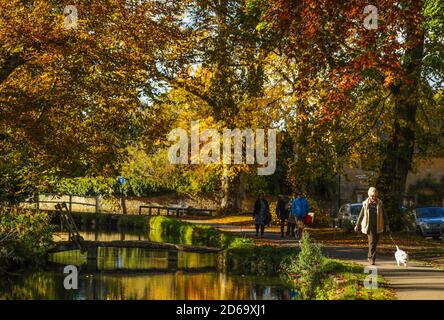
[
  {"x1": 138, "y1": 205, "x2": 215, "y2": 216},
  {"x1": 25, "y1": 194, "x2": 100, "y2": 213}
]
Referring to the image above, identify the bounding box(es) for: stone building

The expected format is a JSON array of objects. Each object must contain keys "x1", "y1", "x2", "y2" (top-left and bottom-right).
[{"x1": 340, "y1": 157, "x2": 444, "y2": 206}]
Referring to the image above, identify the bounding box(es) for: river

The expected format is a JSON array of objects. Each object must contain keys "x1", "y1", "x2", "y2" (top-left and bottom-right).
[{"x1": 0, "y1": 227, "x2": 298, "y2": 300}]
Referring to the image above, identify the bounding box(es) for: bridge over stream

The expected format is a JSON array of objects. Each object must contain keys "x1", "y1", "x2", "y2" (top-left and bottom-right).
[{"x1": 48, "y1": 240, "x2": 222, "y2": 272}]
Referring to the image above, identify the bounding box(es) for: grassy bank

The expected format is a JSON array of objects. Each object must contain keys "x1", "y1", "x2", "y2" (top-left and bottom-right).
[
  {"x1": 295, "y1": 258, "x2": 395, "y2": 300},
  {"x1": 148, "y1": 216, "x2": 254, "y2": 249}
]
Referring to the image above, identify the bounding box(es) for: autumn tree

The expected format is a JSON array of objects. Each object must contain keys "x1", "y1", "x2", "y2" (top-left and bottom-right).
[
  {"x1": 259, "y1": 0, "x2": 443, "y2": 229},
  {"x1": 0, "y1": 0, "x2": 186, "y2": 202},
  {"x1": 154, "y1": 0, "x2": 282, "y2": 213}
]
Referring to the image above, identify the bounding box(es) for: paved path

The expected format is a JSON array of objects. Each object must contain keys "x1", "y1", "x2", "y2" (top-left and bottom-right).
[
  {"x1": 321, "y1": 245, "x2": 444, "y2": 300},
  {"x1": 184, "y1": 219, "x2": 444, "y2": 300}
]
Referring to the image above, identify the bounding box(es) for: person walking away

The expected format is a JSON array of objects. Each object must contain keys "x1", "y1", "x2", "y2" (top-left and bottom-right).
[
  {"x1": 287, "y1": 193, "x2": 297, "y2": 237},
  {"x1": 253, "y1": 193, "x2": 270, "y2": 237},
  {"x1": 354, "y1": 187, "x2": 390, "y2": 265},
  {"x1": 276, "y1": 194, "x2": 291, "y2": 238},
  {"x1": 291, "y1": 191, "x2": 309, "y2": 240}
]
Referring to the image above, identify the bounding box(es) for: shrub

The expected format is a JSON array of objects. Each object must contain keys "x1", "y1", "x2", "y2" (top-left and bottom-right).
[
  {"x1": 0, "y1": 207, "x2": 54, "y2": 273},
  {"x1": 54, "y1": 176, "x2": 117, "y2": 198},
  {"x1": 278, "y1": 231, "x2": 324, "y2": 298},
  {"x1": 295, "y1": 232, "x2": 324, "y2": 298}
]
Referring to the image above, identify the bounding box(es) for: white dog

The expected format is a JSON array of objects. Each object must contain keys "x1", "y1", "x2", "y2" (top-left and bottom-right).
[{"x1": 395, "y1": 246, "x2": 408, "y2": 267}]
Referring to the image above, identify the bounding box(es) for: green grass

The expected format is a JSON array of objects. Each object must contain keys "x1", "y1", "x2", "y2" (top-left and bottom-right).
[
  {"x1": 148, "y1": 216, "x2": 254, "y2": 249},
  {"x1": 313, "y1": 259, "x2": 395, "y2": 300}
]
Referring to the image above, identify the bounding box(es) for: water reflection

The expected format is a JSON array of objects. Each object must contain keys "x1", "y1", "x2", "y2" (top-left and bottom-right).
[
  {"x1": 0, "y1": 270, "x2": 293, "y2": 300},
  {"x1": 48, "y1": 248, "x2": 217, "y2": 271},
  {"x1": 53, "y1": 229, "x2": 148, "y2": 242},
  {"x1": 0, "y1": 226, "x2": 298, "y2": 300}
]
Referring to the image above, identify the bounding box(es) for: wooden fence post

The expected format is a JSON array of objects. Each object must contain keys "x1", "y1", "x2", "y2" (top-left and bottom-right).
[
  {"x1": 69, "y1": 195, "x2": 72, "y2": 213},
  {"x1": 95, "y1": 196, "x2": 101, "y2": 214},
  {"x1": 120, "y1": 197, "x2": 127, "y2": 215}
]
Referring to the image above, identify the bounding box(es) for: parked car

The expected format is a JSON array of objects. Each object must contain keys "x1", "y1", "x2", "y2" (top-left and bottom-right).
[
  {"x1": 337, "y1": 203, "x2": 363, "y2": 231},
  {"x1": 412, "y1": 207, "x2": 444, "y2": 239}
]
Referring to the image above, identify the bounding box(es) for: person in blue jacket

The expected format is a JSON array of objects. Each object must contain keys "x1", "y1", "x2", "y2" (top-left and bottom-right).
[{"x1": 290, "y1": 191, "x2": 310, "y2": 240}]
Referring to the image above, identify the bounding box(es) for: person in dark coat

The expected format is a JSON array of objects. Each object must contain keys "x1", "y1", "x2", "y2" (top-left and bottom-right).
[
  {"x1": 276, "y1": 194, "x2": 291, "y2": 238},
  {"x1": 287, "y1": 192, "x2": 297, "y2": 237},
  {"x1": 253, "y1": 193, "x2": 270, "y2": 237}
]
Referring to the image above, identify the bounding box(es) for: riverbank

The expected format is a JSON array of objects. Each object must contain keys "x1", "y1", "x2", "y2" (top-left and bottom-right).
[
  {"x1": 150, "y1": 216, "x2": 394, "y2": 299},
  {"x1": 182, "y1": 214, "x2": 444, "y2": 300}
]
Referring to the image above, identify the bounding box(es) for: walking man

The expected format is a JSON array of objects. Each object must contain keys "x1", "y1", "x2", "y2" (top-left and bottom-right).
[
  {"x1": 354, "y1": 187, "x2": 390, "y2": 265},
  {"x1": 290, "y1": 191, "x2": 309, "y2": 240},
  {"x1": 276, "y1": 194, "x2": 291, "y2": 238}
]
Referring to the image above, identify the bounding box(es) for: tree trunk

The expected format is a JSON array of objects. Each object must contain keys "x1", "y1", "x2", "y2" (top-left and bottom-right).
[
  {"x1": 220, "y1": 165, "x2": 245, "y2": 214},
  {"x1": 120, "y1": 196, "x2": 127, "y2": 215},
  {"x1": 376, "y1": 30, "x2": 424, "y2": 231}
]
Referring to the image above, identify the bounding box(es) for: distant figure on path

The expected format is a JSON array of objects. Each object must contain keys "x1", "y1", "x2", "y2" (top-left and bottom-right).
[
  {"x1": 276, "y1": 194, "x2": 291, "y2": 238},
  {"x1": 354, "y1": 187, "x2": 390, "y2": 265},
  {"x1": 287, "y1": 192, "x2": 296, "y2": 237},
  {"x1": 253, "y1": 193, "x2": 270, "y2": 238},
  {"x1": 290, "y1": 191, "x2": 309, "y2": 240}
]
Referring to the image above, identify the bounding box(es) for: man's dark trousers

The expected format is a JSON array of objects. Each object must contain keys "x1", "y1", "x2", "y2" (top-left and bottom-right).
[
  {"x1": 367, "y1": 228, "x2": 379, "y2": 263},
  {"x1": 280, "y1": 219, "x2": 290, "y2": 237}
]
